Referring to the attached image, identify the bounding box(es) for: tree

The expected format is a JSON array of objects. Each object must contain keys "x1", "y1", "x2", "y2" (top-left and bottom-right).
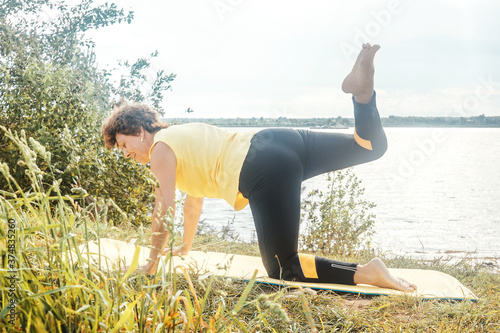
[{"x1": 0, "y1": 0, "x2": 175, "y2": 225}]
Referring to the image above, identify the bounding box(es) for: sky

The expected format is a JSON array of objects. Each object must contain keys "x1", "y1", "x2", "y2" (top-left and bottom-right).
[{"x1": 83, "y1": 0, "x2": 500, "y2": 119}]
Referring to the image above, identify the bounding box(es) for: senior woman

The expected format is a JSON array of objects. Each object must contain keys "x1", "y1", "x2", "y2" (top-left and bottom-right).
[{"x1": 101, "y1": 44, "x2": 416, "y2": 292}]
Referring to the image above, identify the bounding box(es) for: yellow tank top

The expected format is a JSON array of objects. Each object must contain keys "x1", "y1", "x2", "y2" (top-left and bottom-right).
[{"x1": 150, "y1": 123, "x2": 256, "y2": 211}]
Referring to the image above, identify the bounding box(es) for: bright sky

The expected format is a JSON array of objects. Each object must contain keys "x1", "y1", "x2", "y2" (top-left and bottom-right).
[{"x1": 85, "y1": 0, "x2": 500, "y2": 118}]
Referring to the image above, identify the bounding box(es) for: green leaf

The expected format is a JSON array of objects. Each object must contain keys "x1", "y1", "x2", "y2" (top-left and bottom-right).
[
  {"x1": 119, "y1": 245, "x2": 141, "y2": 283},
  {"x1": 232, "y1": 270, "x2": 258, "y2": 315},
  {"x1": 110, "y1": 296, "x2": 141, "y2": 333}
]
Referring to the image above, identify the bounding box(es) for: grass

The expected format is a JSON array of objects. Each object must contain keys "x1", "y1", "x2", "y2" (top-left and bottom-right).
[
  {"x1": 1, "y1": 130, "x2": 499, "y2": 332},
  {"x1": 3, "y1": 207, "x2": 498, "y2": 333},
  {"x1": 192, "y1": 239, "x2": 500, "y2": 332}
]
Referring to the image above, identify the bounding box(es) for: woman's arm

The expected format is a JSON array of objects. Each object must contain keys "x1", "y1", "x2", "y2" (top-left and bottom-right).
[
  {"x1": 144, "y1": 142, "x2": 177, "y2": 274},
  {"x1": 175, "y1": 195, "x2": 204, "y2": 255}
]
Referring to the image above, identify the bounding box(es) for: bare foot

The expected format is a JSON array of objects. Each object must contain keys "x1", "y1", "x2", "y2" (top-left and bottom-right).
[
  {"x1": 341, "y1": 43, "x2": 381, "y2": 104},
  {"x1": 354, "y1": 258, "x2": 417, "y2": 292}
]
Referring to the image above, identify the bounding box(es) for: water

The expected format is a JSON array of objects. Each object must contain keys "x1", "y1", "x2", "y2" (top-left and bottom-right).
[{"x1": 198, "y1": 127, "x2": 500, "y2": 261}]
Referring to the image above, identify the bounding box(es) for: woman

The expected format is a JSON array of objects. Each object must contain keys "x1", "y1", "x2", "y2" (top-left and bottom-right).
[{"x1": 102, "y1": 44, "x2": 416, "y2": 292}]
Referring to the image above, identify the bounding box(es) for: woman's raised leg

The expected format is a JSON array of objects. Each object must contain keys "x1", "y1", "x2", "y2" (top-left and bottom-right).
[{"x1": 301, "y1": 43, "x2": 387, "y2": 180}]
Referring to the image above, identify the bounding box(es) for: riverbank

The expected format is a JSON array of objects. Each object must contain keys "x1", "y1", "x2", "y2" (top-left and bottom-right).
[
  {"x1": 187, "y1": 225, "x2": 500, "y2": 331},
  {"x1": 1, "y1": 210, "x2": 499, "y2": 331},
  {"x1": 112, "y1": 222, "x2": 500, "y2": 332}
]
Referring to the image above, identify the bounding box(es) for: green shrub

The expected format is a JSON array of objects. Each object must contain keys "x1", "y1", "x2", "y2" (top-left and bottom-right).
[
  {"x1": 0, "y1": 0, "x2": 175, "y2": 225},
  {"x1": 300, "y1": 168, "x2": 376, "y2": 257}
]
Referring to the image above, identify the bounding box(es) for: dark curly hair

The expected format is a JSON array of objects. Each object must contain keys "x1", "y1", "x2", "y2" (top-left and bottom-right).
[{"x1": 101, "y1": 103, "x2": 169, "y2": 148}]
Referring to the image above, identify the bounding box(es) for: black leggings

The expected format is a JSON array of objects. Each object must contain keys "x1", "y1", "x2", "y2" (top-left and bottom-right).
[{"x1": 238, "y1": 92, "x2": 387, "y2": 285}]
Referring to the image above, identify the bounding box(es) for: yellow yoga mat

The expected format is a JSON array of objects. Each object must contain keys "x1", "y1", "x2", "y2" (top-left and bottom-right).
[{"x1": 78, "y1": 238, "x2": 476, "y2": 301}]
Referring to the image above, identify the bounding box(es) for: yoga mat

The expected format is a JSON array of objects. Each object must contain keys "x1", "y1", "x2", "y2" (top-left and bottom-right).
[{"x1": 78, "y1": 238, "x2": 476, "y2": 300}]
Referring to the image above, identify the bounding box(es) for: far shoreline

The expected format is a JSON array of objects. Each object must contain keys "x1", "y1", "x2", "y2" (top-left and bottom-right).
[{"x1": 164, "y1": 115, "x2": 500, "y2": 128}]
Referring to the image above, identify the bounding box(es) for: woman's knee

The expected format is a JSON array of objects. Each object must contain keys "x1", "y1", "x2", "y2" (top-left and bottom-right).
[
  {"x1": 264, "y1": 254, "x2": 304, "y2": 281},
  {"x1": 373, "y1": 136, "x2": 388, "y2": 159}
]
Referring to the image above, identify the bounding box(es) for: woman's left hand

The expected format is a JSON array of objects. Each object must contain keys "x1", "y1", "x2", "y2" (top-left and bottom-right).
[{"x1": 139, "y1": 261, "x2": 157, "y2": 275}]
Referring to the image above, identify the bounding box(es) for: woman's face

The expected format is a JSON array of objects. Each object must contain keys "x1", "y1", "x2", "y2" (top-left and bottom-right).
[{"x1": 115, "y1": 130, "x2": 150, "y2": 165}]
